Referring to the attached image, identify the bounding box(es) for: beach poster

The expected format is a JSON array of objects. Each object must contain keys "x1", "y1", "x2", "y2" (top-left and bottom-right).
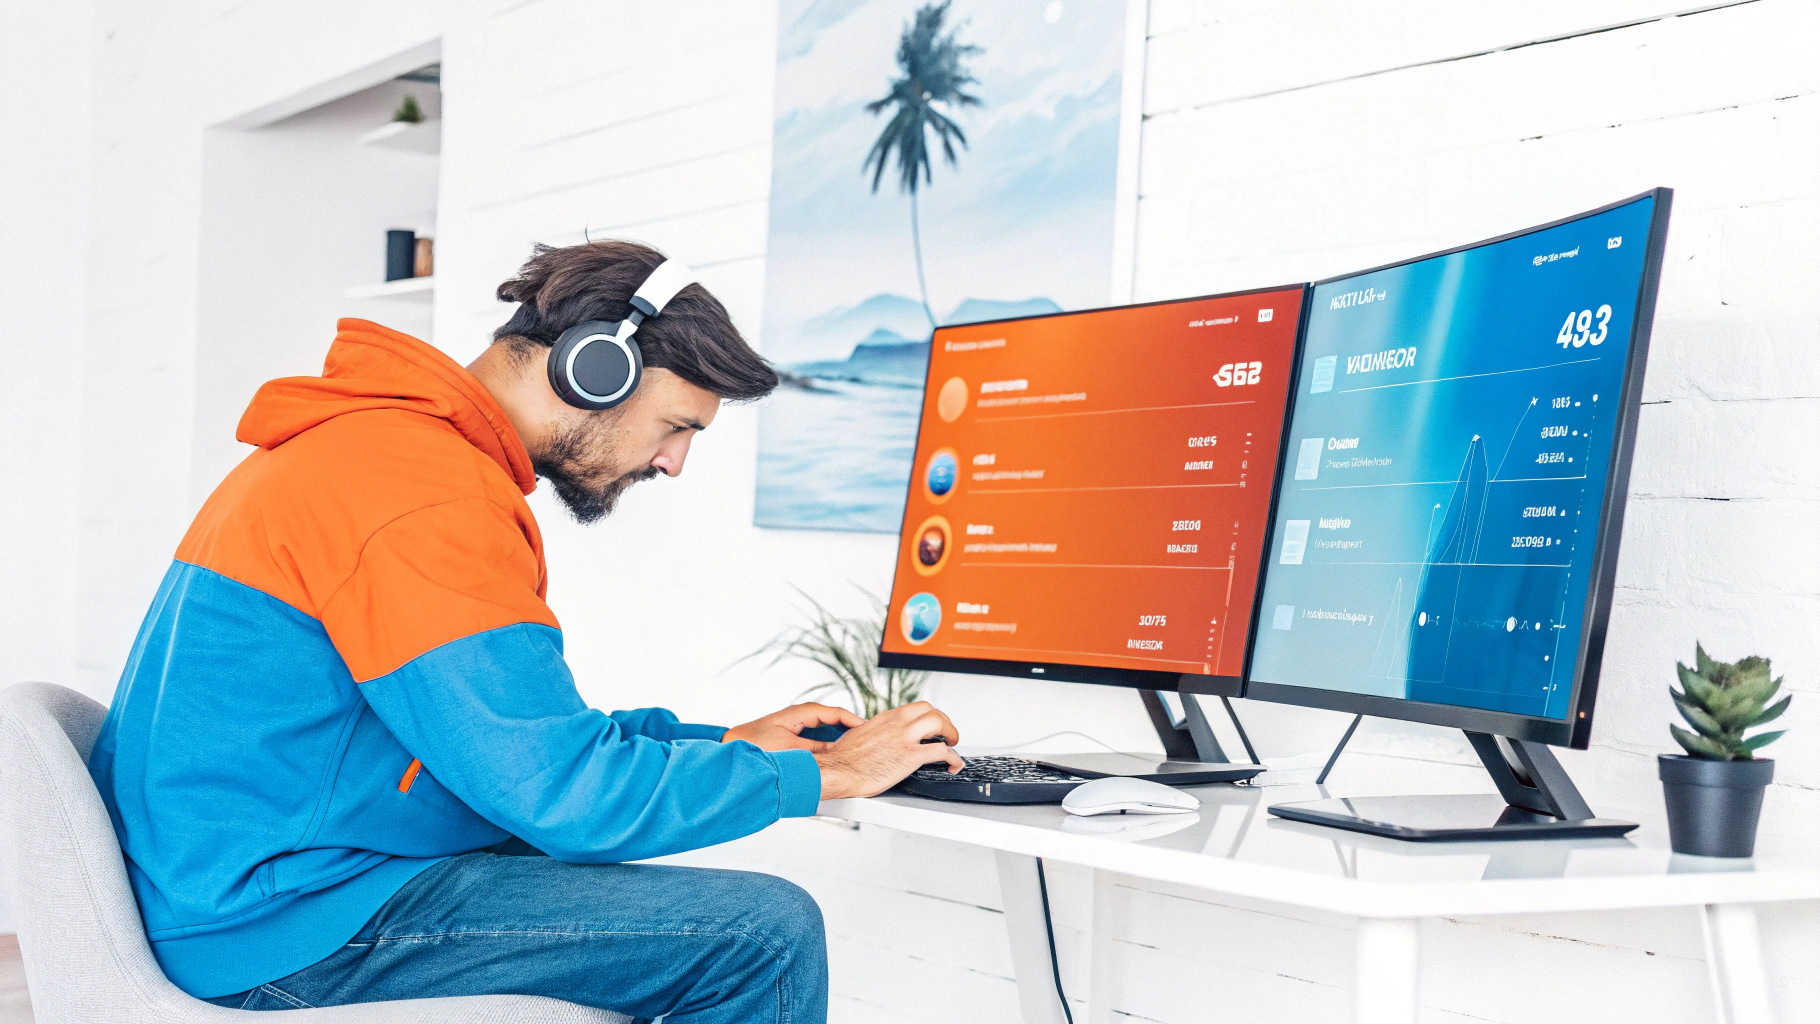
[{"x1": 756, "y1": 0, "x2": 1129, "y2": 532}]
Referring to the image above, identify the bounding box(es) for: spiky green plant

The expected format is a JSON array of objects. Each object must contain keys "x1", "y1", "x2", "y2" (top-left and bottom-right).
[
  {"x1": 743, "y1": 586, "x2": 927, "y2": 719},
  {"x1": 1670, "y1": 644, "x2": 1790, "y2": 761},
  {"x1": 393, "y1": 94, "x2": 425, "y2": 124}
]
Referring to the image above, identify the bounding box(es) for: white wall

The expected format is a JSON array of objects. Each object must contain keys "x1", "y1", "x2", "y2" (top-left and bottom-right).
[
  {"x1": 0, "y1": 0, "x2": 1813, "y2": 1016},
  {"x1": 0, "y1": 0, "x2": 98, "y2": 938}
]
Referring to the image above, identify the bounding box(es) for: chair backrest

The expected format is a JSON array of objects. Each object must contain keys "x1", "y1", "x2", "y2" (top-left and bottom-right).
[
  {"x1": 0, "y1": 682, "x2": 627, "y2": 1023},
  {"x1": 0, "y1": 681, "x2": 199, "y2": 1021}
]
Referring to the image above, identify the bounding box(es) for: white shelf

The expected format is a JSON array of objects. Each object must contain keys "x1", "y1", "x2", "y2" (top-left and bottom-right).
[
  {"x1": 358, "y1": 119, "x2": 441, "y2": 155},
  {"x1": 346, "y1": 276, "x2": 433, "y2": 300}
]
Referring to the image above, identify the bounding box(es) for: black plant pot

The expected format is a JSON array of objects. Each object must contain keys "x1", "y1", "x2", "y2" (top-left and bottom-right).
[{"x1": 1658, "y1": 754, "x2": 1773, "y2": 858}]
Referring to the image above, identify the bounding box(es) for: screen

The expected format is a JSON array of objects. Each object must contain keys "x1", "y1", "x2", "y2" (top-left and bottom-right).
[
  {"x1": 1248, "y1": 196, "x2": 1659, "y2": 720},
  {"x1": 880, "y1": 288, "x2": 1305, "y2": 682}
]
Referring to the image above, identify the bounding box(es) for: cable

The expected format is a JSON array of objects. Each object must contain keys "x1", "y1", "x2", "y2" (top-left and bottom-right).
[{"x1": 1034, "y1": 857, "x2": 1076, "y2": 1024}]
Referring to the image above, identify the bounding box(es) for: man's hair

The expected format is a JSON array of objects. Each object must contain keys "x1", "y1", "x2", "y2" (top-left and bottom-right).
[{"x1": 493, "y1": 240, "x2": 777, "y2": 402}]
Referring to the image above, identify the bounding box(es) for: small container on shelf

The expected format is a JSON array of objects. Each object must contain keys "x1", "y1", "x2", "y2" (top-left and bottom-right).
[
  {"x1": 414, "y1": 237, "x2": 434, "y2": 278},
  {"x1": 386, "y1": 230, "x2": 416, "y2": 282}
]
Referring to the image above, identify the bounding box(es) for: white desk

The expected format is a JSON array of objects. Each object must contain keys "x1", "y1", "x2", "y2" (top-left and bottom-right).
[{"x1": 817, "y1": 761, "x2": 1818, "y2": 1024}]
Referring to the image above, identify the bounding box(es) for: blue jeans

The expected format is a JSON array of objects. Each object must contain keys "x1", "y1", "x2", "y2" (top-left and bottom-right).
[{"x1": 204, "y1": 849, "x2": 828, "y2": 1022}]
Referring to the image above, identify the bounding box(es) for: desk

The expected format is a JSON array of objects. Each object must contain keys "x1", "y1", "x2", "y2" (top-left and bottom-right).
[{"x1": 816, "y1": 762, "x2": 1818, "y2": 1024}]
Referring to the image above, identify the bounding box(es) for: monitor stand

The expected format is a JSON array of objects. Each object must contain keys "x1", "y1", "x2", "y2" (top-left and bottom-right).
[
  {"x1": 1031, "y1": 690, "x2": 1265, "y2": 786},
  {"x1": 1268, "y1": 729, "x2": 1638, "y2": 841}
]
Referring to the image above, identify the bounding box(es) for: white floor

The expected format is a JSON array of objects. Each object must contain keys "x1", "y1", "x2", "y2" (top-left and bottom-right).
[{"x1": 0, "y1": 937, "x2": 31, "y2": 1024}]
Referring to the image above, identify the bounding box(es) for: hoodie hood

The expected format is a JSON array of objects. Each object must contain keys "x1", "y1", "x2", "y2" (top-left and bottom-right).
[{"x1": 238, "y1": 319, "x2": 537, "y2": 495}]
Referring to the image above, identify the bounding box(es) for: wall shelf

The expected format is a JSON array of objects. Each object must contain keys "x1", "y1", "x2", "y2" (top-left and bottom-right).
[
  {"x1": 357, "y1": 118, "x2": 440, "y2": 155},
  {"x1": 346, "y1": 276, "x2": 433, "y2": 300}
]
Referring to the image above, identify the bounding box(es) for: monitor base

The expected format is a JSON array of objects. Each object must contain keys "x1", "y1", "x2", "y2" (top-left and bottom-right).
[
  {"x1": 1031, "y1": 752, "x2": 1263, "y2": 785},
  {"x1": 1270, "y1": 793, "x2": 1637, "y2": 841},
  {"x1": 1270, "y1": 728, "x2": 1638, "y2": 842}
]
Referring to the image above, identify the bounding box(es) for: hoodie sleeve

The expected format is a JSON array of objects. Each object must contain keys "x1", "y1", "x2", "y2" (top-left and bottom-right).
[{"x1": 318, "y1": 497, "x2": 822, "y2": 862}]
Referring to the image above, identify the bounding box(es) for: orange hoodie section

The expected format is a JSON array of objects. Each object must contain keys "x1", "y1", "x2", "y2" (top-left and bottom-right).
[{"x1": 177, "y1": 320, "x2": 559, "y2": 681}]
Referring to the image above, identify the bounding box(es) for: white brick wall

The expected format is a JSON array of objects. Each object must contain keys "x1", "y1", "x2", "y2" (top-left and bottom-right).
[{"x1": 1, "y1": 0, "x2": 1813, "y2": 1017}]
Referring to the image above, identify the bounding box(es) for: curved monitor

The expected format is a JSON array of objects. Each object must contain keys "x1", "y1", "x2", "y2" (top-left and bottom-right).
[
  {"x1": 879, "y1": 286, "x2": 1309, "y2": 695},
  {"x1": 1245, "y1": 190, "x2": 1672, "y2": 747}
]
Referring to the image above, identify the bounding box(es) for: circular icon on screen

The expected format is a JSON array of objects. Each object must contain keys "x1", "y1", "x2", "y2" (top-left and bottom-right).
[
  {"x1": 910, "y1": 515, "x2": 952, "y2": 576},
  {"x1": 937, "y1": 377, "x2": 969, "y2": 423},
  {"x1": 924, "y1": 447, "x2": 959, "y2": 503},
  {"x1": 901, "y1": 593, "x2": 942, "y2": 645}
]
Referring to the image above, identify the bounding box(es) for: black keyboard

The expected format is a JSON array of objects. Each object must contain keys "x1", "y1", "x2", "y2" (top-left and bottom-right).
[{"x1": 894, "y1": 755, "x2": 1091, "y2": 804}]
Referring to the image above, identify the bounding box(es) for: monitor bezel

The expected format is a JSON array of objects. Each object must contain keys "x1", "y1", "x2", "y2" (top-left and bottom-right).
[
  {"x1": 876, "y1": 282, "x2": 1313, "y2": 698},
  {"x1": 1242, "y1": 188, "x2": 1674, "y2": 748}
]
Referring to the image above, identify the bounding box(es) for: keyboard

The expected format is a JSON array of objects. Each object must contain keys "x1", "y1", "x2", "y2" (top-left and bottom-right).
[{"x1": 894, "y1": 755, "x2": 1092, "y2": 804}]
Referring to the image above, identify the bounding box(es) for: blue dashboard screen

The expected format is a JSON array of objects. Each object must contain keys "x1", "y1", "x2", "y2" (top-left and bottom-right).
[{"x1": 1249, "y1": 196, "x2": 1657, "y2": 720}]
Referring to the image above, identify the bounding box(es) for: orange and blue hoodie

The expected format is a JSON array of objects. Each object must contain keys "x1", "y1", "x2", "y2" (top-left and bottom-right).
[{"x1": 88, "y1": 321, "x2": 822, "y2": 998}]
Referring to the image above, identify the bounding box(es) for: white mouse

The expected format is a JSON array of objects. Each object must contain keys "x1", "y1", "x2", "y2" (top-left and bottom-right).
[{"x1": 1061, "y1": 776, "x2": 1200, "y2": 816}]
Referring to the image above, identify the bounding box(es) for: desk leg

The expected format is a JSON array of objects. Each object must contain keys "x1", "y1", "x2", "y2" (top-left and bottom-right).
[
  {"x1": 994, "y1": 851, "x2": 1070, "y2": 1024},
  {"x1": 1702, "y1": 903, "x2": 1773, "y2": 1024},
  {"x1": 1355, "y1": 917, "x2": 1419, "y2": 1024},
  {"x1": 1088, "y1": 869, "x2": 1121, "y2": 1024}
]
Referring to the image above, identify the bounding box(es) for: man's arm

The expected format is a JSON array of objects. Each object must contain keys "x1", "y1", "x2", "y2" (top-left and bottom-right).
[
  {"x1": 358, "y1": 621, "x2": 822, "y2": 862},
  {"x1": 320, "y1": 498, "x2": 821, "y2": 862}
]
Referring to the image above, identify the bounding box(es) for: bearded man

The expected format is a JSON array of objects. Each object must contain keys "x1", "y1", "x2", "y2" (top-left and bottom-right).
[{"x1": 89, "y1": 240, "x2": 961, "y2": 1022}]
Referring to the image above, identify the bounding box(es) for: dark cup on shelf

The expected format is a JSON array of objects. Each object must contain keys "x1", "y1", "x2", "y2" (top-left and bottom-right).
[{"x1": 386, "y1": 229, "x2": 416, "y2": 282}]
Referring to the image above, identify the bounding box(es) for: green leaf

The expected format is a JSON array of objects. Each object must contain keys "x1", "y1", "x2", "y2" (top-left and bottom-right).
[
  {"x1": 1679, "y1": 663, "x2": 1718, "y2": 708},
  {"x1": 1673, "y1": 697, "x2": 1729, "y2": 741},
  {"x1": 1744, "y1": 694, "x2": 1791, "y2": 728},
  {"x1": 1694, "y1": 643, "x2": 1716, "y2": 679},
  {"x1": 1671, "y1": 723, "x2": 1736, "y2": 760},
  {"x1": 1740, "y1": 730, "x2": 1786, "y2": 752}
]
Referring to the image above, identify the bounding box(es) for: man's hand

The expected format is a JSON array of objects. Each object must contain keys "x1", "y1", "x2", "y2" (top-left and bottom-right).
[
  {"x1": 813, "y1": 701, "x2": 963, "y2": 800},
  {"x1": 721, "y1": 703, "x2": 865, "y2": 753}
]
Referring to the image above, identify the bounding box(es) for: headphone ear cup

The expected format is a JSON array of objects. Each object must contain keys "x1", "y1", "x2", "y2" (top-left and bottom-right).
[{"x1": 548, "y1": 321, "x2": 642, "y2": 410}]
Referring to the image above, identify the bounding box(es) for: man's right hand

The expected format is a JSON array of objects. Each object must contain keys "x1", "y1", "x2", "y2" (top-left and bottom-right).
[{"x1": 813, "y1": 701, "x2": 963, "y2": 800}]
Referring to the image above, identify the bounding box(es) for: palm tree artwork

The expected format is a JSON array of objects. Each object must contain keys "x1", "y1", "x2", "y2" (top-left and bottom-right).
[{"x1": 862, "y1": 1, "x2": 982, "y2": 330}]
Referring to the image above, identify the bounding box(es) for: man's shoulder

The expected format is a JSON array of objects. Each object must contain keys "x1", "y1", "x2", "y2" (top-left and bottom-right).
[{"x1": 178, "y1": 408, "x2": 538, "y2": 616}]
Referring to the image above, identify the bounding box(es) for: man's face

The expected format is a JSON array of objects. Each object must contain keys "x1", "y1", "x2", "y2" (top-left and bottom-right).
[{"x1": 532, "y1": 368, "x2": 720, "y2": 524}]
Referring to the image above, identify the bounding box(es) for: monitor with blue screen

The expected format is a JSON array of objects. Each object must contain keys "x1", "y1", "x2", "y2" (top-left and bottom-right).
[{"x1": 1249, "y1": 190, "x2": 1672, "y2": 838}]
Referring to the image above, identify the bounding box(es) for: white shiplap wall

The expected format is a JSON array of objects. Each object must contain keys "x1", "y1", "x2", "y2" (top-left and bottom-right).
[{"x1": 4, "y1": 0, "x2": 1814, "y2": 1019}]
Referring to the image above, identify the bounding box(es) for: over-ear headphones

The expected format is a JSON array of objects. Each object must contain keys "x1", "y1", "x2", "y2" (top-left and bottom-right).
[{"x1": 546, "y1": 258, "x2": 697, "y2": 410}]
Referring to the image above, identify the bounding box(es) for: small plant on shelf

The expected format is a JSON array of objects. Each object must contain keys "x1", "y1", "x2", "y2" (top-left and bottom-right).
[
  {"x1": 1659, "y1": 643, "x2": 1791, "y2": 857},
  {"x1": 392, "y1": 94, "x2": 425, "y2": 124},
  {"x1": 1669, "y1": 643, "x2": 1788, "y2": 760},
  {"x1": 743, "y1": 586, "x2": 926, "y2": 719}
]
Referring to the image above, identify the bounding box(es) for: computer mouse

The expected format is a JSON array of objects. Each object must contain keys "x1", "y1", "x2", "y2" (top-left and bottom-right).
[{"x1": 1061, "y1": 776, "x2": 1200, "y2": 816}]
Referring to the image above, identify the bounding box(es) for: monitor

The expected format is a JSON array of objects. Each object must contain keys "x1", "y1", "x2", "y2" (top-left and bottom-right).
[
  {"x1": 878, "y1": 285, "x2": 1308, "y2": 700},
  {"x1": 1248, "y1": 190, "x2": 1672, "y2": 839}
]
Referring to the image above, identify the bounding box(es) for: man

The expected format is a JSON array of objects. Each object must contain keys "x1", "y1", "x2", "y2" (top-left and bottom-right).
[{"x1": 89, "y1": 240, "x2": 963, "y2": 1021}]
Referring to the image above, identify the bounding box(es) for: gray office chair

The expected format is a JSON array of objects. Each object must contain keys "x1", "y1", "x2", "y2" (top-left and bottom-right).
[{"x1": 0, "y1": 682, "x2": 628, "y2": 1023}]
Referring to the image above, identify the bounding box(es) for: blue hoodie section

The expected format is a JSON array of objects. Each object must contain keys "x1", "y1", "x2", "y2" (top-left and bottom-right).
[{"x1": 89, "y1": 562, "x2": 822, "y2": 997}]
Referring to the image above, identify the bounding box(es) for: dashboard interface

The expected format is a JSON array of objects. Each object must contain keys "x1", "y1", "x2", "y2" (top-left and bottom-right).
[
  {"x1": 1248, "y1": 196, "x2": 1659, "y2": 719},
  {"x1": 880, "y1": 288, "x2": 1305, "y2": 682}
]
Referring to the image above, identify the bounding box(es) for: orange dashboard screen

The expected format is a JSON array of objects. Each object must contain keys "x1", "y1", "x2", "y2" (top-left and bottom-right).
[{"x1": 880, "y1": 287, "x2": 1305, "y2": 682}]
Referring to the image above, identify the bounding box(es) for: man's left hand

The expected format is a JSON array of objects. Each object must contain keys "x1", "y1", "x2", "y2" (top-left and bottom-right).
[{"x1": 722, "y1": 703, "x2": 866, "y2": 753}]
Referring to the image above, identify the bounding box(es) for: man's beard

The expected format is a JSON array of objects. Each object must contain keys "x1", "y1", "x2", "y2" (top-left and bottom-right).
[{"x1": 532, "y1": 417, "x2": 660, "y2": 525}]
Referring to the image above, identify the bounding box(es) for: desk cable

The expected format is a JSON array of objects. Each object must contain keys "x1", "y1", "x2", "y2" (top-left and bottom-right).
[{"x1": 1034, "y1": 857, "x2": 1076, "y2": 1024}]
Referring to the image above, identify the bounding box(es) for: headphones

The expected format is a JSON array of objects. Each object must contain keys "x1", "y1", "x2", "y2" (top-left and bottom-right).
[{"x1": 546, "y1": 258, "x2": 697, "y2": 410}]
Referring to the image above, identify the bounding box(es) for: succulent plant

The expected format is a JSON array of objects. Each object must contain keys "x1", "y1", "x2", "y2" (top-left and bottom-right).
[{"x1": 1670, "y1": 644, "x2": 1789, "y2": 761}]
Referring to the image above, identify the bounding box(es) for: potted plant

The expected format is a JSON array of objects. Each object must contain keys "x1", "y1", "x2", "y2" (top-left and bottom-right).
[
  {"x1": 744, "y1": 586, "x2": 926, "y2": 718},
  {"x1": 392, "y1": 94, "x2": 425, "y2": 124},
  {"x1": 1660, "y1": 644, "x2": 1789, "y2": 857}
]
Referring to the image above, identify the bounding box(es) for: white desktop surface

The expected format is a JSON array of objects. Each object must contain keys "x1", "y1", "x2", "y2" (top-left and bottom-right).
[{"x1": 816, "y1": 752, "x2": 1815, "y2": 1023}]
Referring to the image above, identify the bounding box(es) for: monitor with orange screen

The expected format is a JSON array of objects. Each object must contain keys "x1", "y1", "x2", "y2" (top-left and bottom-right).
[{"x1": 878, "y1": 286, "x2": 1309, "y2": 695}]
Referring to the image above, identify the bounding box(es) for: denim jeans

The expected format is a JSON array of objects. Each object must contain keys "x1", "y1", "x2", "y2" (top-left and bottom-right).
[{"x1": 204, "y1": 849, "x2": 828, "y2": 1023}]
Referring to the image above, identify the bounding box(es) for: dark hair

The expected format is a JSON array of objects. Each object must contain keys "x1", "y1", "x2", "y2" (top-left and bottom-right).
[{"x1": 493, "y1": 240, "x2": 777, "y2": 402}]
